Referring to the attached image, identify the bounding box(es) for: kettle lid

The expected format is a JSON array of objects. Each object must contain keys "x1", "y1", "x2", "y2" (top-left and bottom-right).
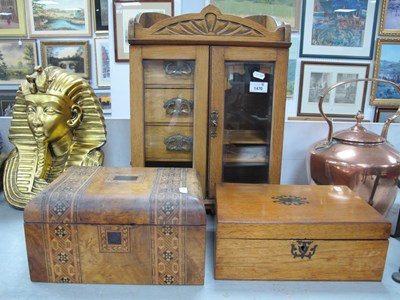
[{"x1": 333, "y1": 112, "x2": 385, "y2": 144}]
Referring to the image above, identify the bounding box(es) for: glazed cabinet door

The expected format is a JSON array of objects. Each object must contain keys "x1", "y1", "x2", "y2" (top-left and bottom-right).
[
  {"x1": 130, "y1": 45, "x2": 209, "y2": 194},
  {"x1": 208, "y1": 46, "x2": 288, "y2": 198}
]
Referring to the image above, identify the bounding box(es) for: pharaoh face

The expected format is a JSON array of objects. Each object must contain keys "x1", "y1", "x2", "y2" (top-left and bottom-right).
[{"x1": 25, "y1": 94, "x2": 75, "y2": 143}]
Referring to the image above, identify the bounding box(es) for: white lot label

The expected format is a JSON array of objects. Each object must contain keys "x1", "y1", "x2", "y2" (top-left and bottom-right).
[
  {"x1": 249, "y1": 81, "x2": 268, "y2": 93},
  {"x1": 253, "y1": 71, "x2": 265, "y2": 80}
]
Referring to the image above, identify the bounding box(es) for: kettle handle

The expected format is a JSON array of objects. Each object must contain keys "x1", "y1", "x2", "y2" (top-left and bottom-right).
[{"x1": 318, "y1": 78, "x2": 400, "y2": 143}]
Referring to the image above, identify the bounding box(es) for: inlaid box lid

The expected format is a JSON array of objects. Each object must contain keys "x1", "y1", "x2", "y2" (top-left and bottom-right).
[
  {"x1": 24, "y1": 167, "x2": 205, "y2": 226},
  {"x1": 216, "y1": 184, "x2": 391, "y2": 240}
]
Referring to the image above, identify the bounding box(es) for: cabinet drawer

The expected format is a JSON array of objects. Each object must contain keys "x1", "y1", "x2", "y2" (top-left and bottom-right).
[
  {"x1": 145, "y1": 89, "x2": 194, "y2": 123},
  {"x1": 145, "y1": 125, "x2": 193, "y2": 162},
  {"x1": 144, "y1": 60, "x2": 195, "y2": 87}
]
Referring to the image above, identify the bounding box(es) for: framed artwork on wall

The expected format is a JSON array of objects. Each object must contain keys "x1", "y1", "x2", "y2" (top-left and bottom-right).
[
  {"x1": 0, "y1": 91, "x2": 16, "y2": 117},
  {"x1": 94, "y1": 0, "x2": 109, "y2": 33},
  {"x1": 94, "y1": 38, "x2": 111, "y2": 87},
  {"x1": 374, "y1": 107, "x2": 400, "y2": 123},
  {"x1": 40, "y1": 40, "x2": 91, "y2": 79},
  {"x1": 96, "y1": 91, "x2": 111, "y2": 114},
  {"x1": 210, "y1": 0, "x2": 301, "y2": 31},
  {"x1": 26, "y1": 0, "x2": 91, "y2": 37},
  {"x1": 300, "y1": 0, "x2": 378, "y2": 59},
  {"x1": 297, "y1": 61, "x2": 370, "y2": 117},
  {"x1": 287, "y1": 34, "x2": 299, "y2": 98},
  {"x1": 113, "y1": 0, "x2": 174, "y2": 62},
  {"x1": 379, "y1": 0, "x2": 400, "y2": 36},
  {"x1": 0, "y1": 0, "x2": 26, "y2": 36},
  {"x1": 0, "y1": 39, "x2": 38, "y2": 85},
  {"x1": 370, "y1": 38, "x2": 400, "y2": 106}
]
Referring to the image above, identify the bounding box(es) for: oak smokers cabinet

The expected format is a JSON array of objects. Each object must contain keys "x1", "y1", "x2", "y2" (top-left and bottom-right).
[{"x1": 128, "y1": 5, "x2": 291, "y2": 207}]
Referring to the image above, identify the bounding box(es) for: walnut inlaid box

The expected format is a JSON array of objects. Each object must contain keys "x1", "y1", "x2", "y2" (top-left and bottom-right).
[
  {"x1": 215, "y1": 184, "x2": 391, "y2": 281},
  {"x1": 24, "y1": 167, "x2": 205, "y2": 285}
]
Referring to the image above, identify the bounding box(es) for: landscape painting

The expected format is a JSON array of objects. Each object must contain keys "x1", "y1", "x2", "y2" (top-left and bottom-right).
[
  {"x1": 379, "y1": 0, "x2": 400, "y2": 35},
  {"x1": 0, "y1": 40, "x2": 37, "y2": 85},
  {"x1": 27, "y1": 0, "x2": 91, "y2": 37},
  {"x1": 40, "y1": 41, "x2": 90, "y2": 79},
  {"x1": 371, "y1": 39, "x2": 400, "y2": 105}
]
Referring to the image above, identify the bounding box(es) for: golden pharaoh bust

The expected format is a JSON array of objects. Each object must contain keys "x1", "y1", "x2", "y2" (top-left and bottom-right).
[{"x1": 3, "y1": 66, "x2": 107, "y2": 209}]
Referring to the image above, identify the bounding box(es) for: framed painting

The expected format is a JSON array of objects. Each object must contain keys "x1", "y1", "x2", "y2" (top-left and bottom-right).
[
  {"x1": 287, "y1": 34, "x2": 299, "y2": 98},
  {"x1": 94, "y1": 38, "x2": 111, "y2": 87},
  {"x1": 297, "y1": 61, "x2": 370, "y2": 117},
  {"x1": 0, "y1": 91, "x2": 16, "y2": 116},
  {"x1": 40, "y1": 40, "x2": 90, "y2": 79},
  {"x1": 26, "y1": 0, "x2": 91, "y2": 37},
  {"x1": 0, "y1": 0, "x2": 26, "y2": 36},
  {"x1": 96, "y1": 91, "x2": 111, "y2": 114},
  {"x1": 94, "y1": 0, "x2": 109, "y2": 33},
  {"x1": 379, "y1": 0, "x2": 400, "y2": 36},
  {"x1": 210, "y1": 0, "x2": 301, "y2": 31},
  {"x1": 113, "y1": 0, "x2": 174, "y2": 62},
  {"x1": 0, "y1": 39, "x2": 38, "y2": 85},
  {"x1": 370, "y1": 38, "x2": 400, "y2": 106},
  {"x1": 300, "y1": 0, "x2": 378, "y2": 59},
  {"x1": 374, "y1": 107, "x2": 400, "y2": 123}
]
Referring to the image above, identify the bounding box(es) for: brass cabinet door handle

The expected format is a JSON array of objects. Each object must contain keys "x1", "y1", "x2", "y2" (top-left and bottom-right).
[
  {"x1": 164, "y1": 134, "x2": 193, "y2": 152},
  {"x1": 163, "y1": 97, "x2": 193, "y2": 116},
  {"x1": 210, "y1": 111, "x2": 218, "y2": 138},
  {"x1": 164, "y1": 61, "x2": 193, "y2": 75}
]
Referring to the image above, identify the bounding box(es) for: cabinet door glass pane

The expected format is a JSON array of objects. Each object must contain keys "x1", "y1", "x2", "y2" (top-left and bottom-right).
[
  {"x1": 143, "y1": 60, "x2": 195, "y2": 168},
  {"x1": 223, "y1": 62, "x2": 274, "y2": 183}
]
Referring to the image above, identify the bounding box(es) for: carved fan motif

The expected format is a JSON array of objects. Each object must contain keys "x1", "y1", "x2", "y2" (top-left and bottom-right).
[{"x1": 154, "y1": 12, "x2": 263, "y2": 37}]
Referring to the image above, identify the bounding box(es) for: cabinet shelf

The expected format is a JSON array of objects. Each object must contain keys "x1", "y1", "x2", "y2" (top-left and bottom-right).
[
  {"x1": 224, "y1": 130, "x2": 268, "y2": 145},
  {"x1": 224, "y1": 145, "x2": 268, "y2": 164}
]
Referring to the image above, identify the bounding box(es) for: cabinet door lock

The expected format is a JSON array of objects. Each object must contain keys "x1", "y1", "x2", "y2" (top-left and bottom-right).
[{"x1": 210, "y1": 111, "x2": 218, "y2": 138}]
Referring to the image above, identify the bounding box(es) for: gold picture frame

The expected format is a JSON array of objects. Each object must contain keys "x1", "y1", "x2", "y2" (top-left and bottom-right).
[
  {"x1": 93, "y1": 0, "x2": 109, "y2": 34},
  {"x1": 40, "y1": 40, "x2": 91, "y2": 79},
  {"x1": 370, "y1": 38, "x2": 400, "y2": 106},
  {"x1": 0, "y1": 0, "x2": 27, "y2": 36},
  {"x1": 379, "y1": 0, "x2": 400, "y2": 36},
  {"x1": 26, "y1": 0, "x2": 91, "y2": 37}
]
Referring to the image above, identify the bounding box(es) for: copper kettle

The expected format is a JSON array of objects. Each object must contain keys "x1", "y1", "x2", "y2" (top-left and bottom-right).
[{"x1": 308, "y1": 78, "x2": 400, "y2": 216}]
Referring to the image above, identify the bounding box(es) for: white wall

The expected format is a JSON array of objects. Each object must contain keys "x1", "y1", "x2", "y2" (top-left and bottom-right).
[{"x1": 2, "y1": 116, "x2": 400, "y2": 185}]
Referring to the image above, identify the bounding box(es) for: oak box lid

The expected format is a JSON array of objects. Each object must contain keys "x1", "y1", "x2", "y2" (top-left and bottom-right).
[
  {"x1": 216, "y1": 184, "x2": 391, "y2": 240},
  {"x1": 24, "y1": 167, "x2": 205, "y2": 226}
]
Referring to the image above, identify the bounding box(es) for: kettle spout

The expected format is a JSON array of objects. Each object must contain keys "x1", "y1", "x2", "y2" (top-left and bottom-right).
[{"x1": 381, "y1": 106, "x2": 400, "y2": 139}]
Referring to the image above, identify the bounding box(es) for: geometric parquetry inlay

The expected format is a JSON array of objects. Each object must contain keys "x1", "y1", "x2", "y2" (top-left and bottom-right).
[
  {"x1": 150, "y1": 168, "x2": 188, "y2": 285},
  {"x1": 99, "y1": 225, "x2": 130, "y2": 253},
  {"x1": 42, "y1": 167, "x2": 101, "y2": 283}
]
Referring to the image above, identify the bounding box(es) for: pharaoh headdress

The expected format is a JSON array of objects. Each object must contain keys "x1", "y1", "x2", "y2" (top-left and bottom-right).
[{"x1": 3, "y1": 66, "x2": 107, "y2": 209}]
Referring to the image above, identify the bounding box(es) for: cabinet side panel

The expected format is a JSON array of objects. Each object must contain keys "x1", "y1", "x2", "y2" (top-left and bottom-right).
[
  {"x1": 24, "y1": 223, "x2": 49, "y2": 282},
  {"x1": 184, "y1": 226, "x2": 206, "y2": 284},
  {"x1": 215, "y1": 238, "x2": 388, "y2": 281},
  {"x1": 130, "y1": 45, "x2": 145, "y2": 166}
]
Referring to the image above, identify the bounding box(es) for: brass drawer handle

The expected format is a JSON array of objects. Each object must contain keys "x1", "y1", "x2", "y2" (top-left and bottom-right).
[
  {"x1": 163, "y1": 97, "x2": 193, "y2": 116},
  {"x1": 291, "y1": 240, "x2": 318, "y2": 260},
  {"x1": 164, "y1": 134, "x2": 193, "y2": 152},
  {"x1": 164, "y1": 61, "x2": 193, "y2": 75}
]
